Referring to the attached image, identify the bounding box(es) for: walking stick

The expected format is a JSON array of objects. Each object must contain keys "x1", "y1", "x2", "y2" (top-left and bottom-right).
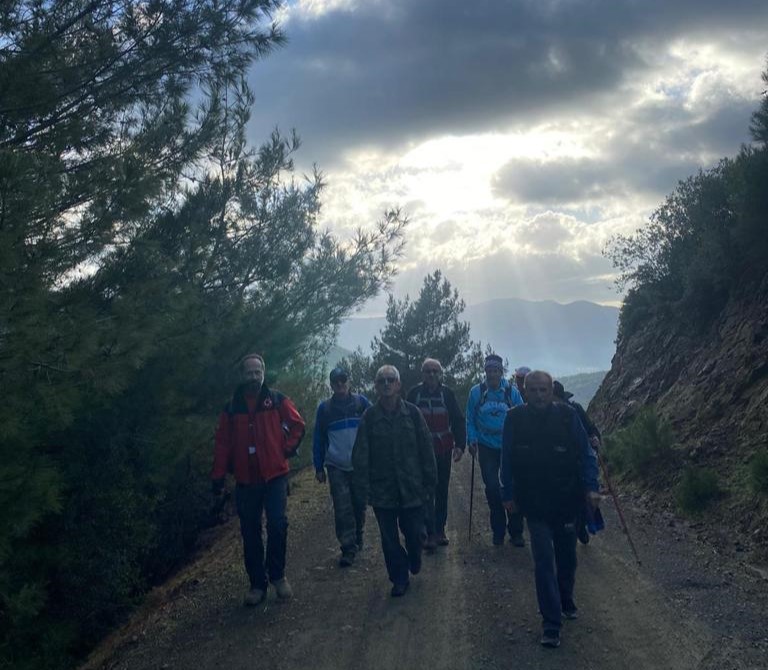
[
  {"x1": 597, "y1": 450, "x2": 642, "y2": 566},
  {"x1": 468, "y1": 451, "x2": 476, "y2": 543}
]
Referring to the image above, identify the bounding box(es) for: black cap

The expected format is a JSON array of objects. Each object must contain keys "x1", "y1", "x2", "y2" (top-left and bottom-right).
[
  {"x1": 329, "y1": 367, "x2": 348, "y2": 383},
  {"x1": 553, "y1": 380, "x2": 573, "y2": 400}
]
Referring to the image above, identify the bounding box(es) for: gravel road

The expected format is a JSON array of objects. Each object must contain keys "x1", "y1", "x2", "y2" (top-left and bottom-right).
[{"x1": 83, "y1": 459, "x2": 768, "y2": 670}]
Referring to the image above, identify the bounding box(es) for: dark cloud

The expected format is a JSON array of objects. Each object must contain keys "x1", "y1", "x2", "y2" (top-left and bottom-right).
[{"x1": 247, "y1": 0, "x2": 768, "y2": 164}]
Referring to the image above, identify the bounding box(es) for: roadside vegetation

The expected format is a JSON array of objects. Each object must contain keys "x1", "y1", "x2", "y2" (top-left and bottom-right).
[
  {"x1": 607, "y1": 62, "x2": 768, "y2": 341},
  {"x1": 0, "y1": 3, "x2": 404, "y2": 668}
]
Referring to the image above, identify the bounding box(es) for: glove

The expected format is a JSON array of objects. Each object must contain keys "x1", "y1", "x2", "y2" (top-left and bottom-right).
[
  {"x1": 315, "y1": 470, "x2": 326, "y2": 484},
  {"x1": 211, "y1": 478, "x2": 225, "y2": 495}
]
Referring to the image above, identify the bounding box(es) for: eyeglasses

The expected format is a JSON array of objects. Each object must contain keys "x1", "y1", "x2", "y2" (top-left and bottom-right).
[
  {"x1": 332, "y1": 377, "x2": 348, "y2": 384},
  {"x1": 422, "y1": 369, "x2": 440, "y2": 375},
  {"x1": 375, "y1": 376, "x2": 398, "y2": 385}
]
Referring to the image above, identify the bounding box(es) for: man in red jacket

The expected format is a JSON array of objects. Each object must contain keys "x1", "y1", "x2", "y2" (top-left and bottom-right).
[{"x1": 211, "y1": 354, "x2": 305, "y2": 606}]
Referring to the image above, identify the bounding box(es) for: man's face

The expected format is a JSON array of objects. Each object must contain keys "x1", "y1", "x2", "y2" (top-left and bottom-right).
[
  {"x1": 331, "y1": 376, "x2": 350, "y2": 396},
  {"x1": 375, "y1": 368, "x2": 401, "y2": 399},
  {"x1": 241, "y1": 358, "x2": 265, "y2": 390},
  {"x1": 514, "y1": 374, "x2": 526, "y2": 389},
  {"x1": 485, "y1": 366, "x2": 503, "y2": 387},
  {"x1": 526, "y1": 374, "x2": 553, "y2": 410},
  {"x1": 422, "y1": 364, "x2": 441, "y2": 388}
]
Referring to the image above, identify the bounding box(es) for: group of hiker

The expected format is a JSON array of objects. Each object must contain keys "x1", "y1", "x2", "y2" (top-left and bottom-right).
[{"x1": 211, "y1": 352, "x2": 602, "y2": 648}]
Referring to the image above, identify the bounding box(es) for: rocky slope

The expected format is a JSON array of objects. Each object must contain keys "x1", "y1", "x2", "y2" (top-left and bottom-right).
[{"x1": 589, "y1": 273, "x2": 768, "y2": 563}]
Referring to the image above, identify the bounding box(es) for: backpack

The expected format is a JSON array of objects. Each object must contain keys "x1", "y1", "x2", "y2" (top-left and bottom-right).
[{"x1": 478, "y1": 382, "x2": 514, "y2": 409}]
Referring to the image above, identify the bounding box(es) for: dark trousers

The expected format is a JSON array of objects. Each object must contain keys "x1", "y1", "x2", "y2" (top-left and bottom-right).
[
  {"x1": 326, "y1": 465, "x2": 366, "y2": 552},
  {"x1": 527, "y1": 519, "x2": 578, "y2": 633},
  {"x1": 235, "y1": 476, "x2": 288, "y2": 590},
  {"x1": 373, "y1": 506, "x2": 424, "y2": 586},
  {"x1": 424, "y1": 450, "x2": 452, "y2": 536},
  {"x1": 478, "y1": 443, "x2": 524, "y2": 539}
]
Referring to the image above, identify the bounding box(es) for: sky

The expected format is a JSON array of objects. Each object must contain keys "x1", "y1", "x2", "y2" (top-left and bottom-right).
[{"x1": 247, "y1": 0, "x2": 768, "y2": 315}]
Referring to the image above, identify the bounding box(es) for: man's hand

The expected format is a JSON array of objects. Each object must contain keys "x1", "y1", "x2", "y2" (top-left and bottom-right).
[
  {"x1": 468, "y1": 441, "x2": 478, "y2": 458},
  {"x1": 211, "y1": 478, "x2": 225, "y2": 496},
  {"x1": 452, "y1": 447, "x2": 463, "y2": 463},
  {"x1": 586, "y1": 491, "x2": 602, "y2": 511},
  {"x1": 502, "y1": 500, "x2": 516, "y2": 513},
  {"x1": 315, "y1": 470, "x2": 326, "y2": 484}
]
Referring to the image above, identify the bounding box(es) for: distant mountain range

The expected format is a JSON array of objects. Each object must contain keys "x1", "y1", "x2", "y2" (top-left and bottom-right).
[{"x1": 336, "y1": 298, "x2": 619, "y2": 377}]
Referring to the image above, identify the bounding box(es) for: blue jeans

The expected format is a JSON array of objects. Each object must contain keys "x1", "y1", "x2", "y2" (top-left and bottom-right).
[
  {"x1": 478, "y1": 443, "x2": 524, "y2": 539},
  {"x1": 235, "y1": 476, "x2": 288, "y2": 590},
  {"x1": 373, "y1": 506, "x2": 424, "y2": 586},
  {"x1": 527, "y1": 519, "x2": 578, "y2": 633}
]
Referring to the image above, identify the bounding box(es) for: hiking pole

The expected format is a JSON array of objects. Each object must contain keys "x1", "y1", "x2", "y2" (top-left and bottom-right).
[
  {"x1": 597, "y1": 450, "x2": 642, "y2": 566},
  {"x1": 468, "y1": 451, "x2": 476, "y2": 543}
]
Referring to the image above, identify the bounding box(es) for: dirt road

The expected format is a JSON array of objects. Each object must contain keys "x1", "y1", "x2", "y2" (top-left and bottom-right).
[{"x1": 84, "y1": 460, "x2": 767, "y2": 670}]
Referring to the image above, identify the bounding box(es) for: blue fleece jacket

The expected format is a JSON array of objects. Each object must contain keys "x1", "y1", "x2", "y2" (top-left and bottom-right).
[
  {"x1": 312, "y1": 393, "x2": 370, "y2": 472},
  {"x1": 466, "y1": 378, "x2": 524, "y2": 450}
]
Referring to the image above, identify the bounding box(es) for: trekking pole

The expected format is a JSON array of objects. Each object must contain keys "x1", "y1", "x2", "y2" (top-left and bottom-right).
[
  {"x1": 597, "y1": 451, "x2": 642, "y2": 566},
  {"x1": 468, "y1": 452, "x2": 476, "y2": 543}
]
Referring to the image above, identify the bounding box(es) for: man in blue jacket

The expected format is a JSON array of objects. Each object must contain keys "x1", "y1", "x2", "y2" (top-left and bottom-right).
[
  {"x1": 501, "y1": 370, "x2": 600, "y2": 649},
  {"x1": 313, "y1": 367, "x2": 370, "y2": 567},
  {"x1": 466, "y1": 353, "x2": 525, "y2": 546}
]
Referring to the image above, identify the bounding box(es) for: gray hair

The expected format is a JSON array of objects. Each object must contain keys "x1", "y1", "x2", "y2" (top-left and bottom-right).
[
  {"x1": 375, "y1": 364, "x2": 400, "y2": 381},
  {"x1": 240, "y1": 353, "x2": 265, "y2": 370},
  {"x1": 524, "y1": 370, "x2": 553, "y2": 388},
  {"x1": 421, "y1": 358, "x2": 443, "y2": 372}
]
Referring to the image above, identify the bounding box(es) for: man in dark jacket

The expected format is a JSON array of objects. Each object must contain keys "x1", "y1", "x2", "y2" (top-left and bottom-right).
[
  {"x1": 501, "y1": 370, "x2": 600, "y2": 649},
  {"x1": 313, "y1": 367, "x2": 370, "y2": 567},
  {"x1": 406, "y1": 358, "x2": 466, "y2": 550},
  {"x1": 353, "y1": 365, "x2": 437, "y2": 597},
  {"x1": 211, "y1": 354, "x2": 306, "y2": 606}
]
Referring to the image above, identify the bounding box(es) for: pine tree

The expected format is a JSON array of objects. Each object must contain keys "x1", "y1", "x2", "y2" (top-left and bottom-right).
[
  {"x1": 0, "y1": 3, "x2": 405, "y2": 666},
  {"x1": 369, "y1": 270, "x2": 481, "y2": 394}
]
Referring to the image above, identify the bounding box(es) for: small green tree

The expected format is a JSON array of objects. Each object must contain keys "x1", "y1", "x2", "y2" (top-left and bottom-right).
[{"x1": 368, "y1": 270, "x2": 481, "y2": 393}]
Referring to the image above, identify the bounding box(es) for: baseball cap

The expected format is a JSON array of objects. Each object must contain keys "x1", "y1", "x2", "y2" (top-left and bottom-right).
[{"x1": 329, "y1": 367, "x2": 348, "y2": 383}]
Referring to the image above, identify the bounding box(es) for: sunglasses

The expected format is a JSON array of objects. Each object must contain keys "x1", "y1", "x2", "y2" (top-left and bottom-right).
[
  {"x1": 422, "y1": 369, "x2": 440, "y2": 375},
  {"x1": 375, "y1": 376, "x2": 398, "y2": 385},
  {"x1": 332, "y1": 377, "x2": 348, "y2": 384}
]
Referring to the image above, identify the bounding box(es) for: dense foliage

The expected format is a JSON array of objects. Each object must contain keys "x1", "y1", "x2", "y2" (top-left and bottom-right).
[
  {"x1": 0, "y1": 2, "x2": 404, "y2": 667},
  {"x1": 607, "y1": 64, "x2": 768, "y2": 339},
  {"x1": 602, "y1": 408, "x2": 674, "y2": 477}
]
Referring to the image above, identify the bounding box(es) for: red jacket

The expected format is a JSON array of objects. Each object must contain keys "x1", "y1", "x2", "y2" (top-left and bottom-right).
[{"x1": 211, "y1": 385, "x2": 305, "y2": 484}]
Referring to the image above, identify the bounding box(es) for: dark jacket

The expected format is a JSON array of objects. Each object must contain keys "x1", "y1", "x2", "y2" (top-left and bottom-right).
[
  {"x1": 211, "y1": 384, "x2": 305, "y2": 484},
  {"x1": 352, "y1": 399, "x2": 437, "y2": 509},
  {"x1": 406, "y1": 383, "x2": 466, "y2": 455},
  {"x1": 500, "y1": 402, "x2": 598, "y2": 524}
]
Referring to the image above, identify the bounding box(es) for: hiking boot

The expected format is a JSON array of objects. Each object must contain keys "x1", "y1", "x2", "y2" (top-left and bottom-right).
[
  {"x1": 540, "y1": 630, "x2": 561, "y2": 648},
  {"x1": 423, "y1": 534, "x2": 437, "y2": 553},
  {"x1": 273, "y1": 577, "x2": 293, "y2": 600},
  {"x1": 562, "y1": 599, "x2": 579, "y2": 620},
  {"x1": 577, "y1": 524, "x2": 590, "y2": 545},
  {"x1": 390, "y1": 581, "x2": 409, "y2": 597},
  {"x1": 436, "y1": 531, "x2": 449, "y2": 546},
  {"x1": 243, "y1": 587, "x2": 266, "y2": 606},
  {"x1": 339, "y1": 550, "x2": 355, "y2": 568},
  {"x1": 509, "y1": 534, "x2": 526, "y2": 548},
  {"x1": 492, "y1": 534, "x2": 505, "y2": 546}
]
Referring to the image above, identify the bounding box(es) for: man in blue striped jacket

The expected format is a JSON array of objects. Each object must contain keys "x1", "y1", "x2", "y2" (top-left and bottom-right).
[{"x1": 313, "y1": 367, "x2": 371, "y2": 567}]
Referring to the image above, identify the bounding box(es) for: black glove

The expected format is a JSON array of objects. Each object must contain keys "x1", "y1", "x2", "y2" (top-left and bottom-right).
[{"x1": 211, "y1": 478, "x2": 225, "y2": 496}]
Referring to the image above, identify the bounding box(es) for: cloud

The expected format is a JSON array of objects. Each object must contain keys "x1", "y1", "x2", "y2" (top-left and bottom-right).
[{"x1": 248, "y1": 0, "x2": 768, "y2": 165}]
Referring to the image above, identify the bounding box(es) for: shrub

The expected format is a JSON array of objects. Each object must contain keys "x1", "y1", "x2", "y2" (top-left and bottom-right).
[
  {"x1": 602, "y1": 407, "x2": 674, "y2": 477},
  {"x1": 749, "y1": 450, "x2": 768, "y2": 495},
  {"x1": 676, "y1": 467, "x2": 721, "y2": 513}
]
